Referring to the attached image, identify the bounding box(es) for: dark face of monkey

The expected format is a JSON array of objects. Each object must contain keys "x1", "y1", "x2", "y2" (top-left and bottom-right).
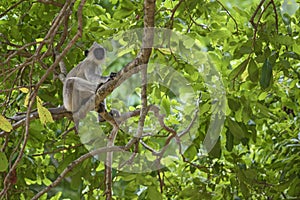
[
  {"x1": 94, "y1": 48, "x2": 105, "y2": 60},
  {"x1": 84, "y1": 44, "x2": 105, "y2": 63}
]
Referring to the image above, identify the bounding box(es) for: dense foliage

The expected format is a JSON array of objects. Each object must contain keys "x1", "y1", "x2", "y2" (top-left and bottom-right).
[{"x1": 0, "y1": 0, "x2": 299, "y2": 199}]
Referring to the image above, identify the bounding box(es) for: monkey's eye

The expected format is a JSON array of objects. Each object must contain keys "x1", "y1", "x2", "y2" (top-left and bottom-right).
[
  {"x1": 84, "y1": 50, "x2": 89, "y2": 57},
  {"x1": 94, "y1": 48, "x2": 105, "y2": 60}
]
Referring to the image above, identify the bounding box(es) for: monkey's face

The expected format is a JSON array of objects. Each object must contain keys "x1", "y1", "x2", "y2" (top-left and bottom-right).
[
  {"x1": 86, "y1": 42, "x2": 106, "y2": 64},
  {"x1": 94, "y1": 47, "x2": 105, "y2": 60}
]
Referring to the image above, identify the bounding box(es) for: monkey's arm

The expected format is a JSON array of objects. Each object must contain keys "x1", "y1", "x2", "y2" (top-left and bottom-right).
[
  {"x1": 67, "y1": 77, "x2": 98, "y2": 92},
  {"x1": 84, "y1": 64, "x2": 110, "y2": 83}
]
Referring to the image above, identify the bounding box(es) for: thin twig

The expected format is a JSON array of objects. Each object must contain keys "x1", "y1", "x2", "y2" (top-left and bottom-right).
[
  {"x1": 250, "y1": 0, "x2": 266, "y2": 28},
  {"x1": 31, "y1": 146, "x2": 124, "y2": 200},
  {"x1": 0, "y1": 0, "x2": 83, "y2": 197},
  {"x1": 269, "y1": 0, "x2": 278, "y2": 33},
  {"x1": 216, "y1": 0, "x2": 239, "y2": 34},
  {"x1": 0, "y1": 0, "x2": 26, "y2": 18},
  {"x1": 168, "y1": 0, "x2": 185, "y2": 29}
]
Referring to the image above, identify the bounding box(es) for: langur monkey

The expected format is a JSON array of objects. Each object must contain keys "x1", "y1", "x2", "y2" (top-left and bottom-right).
[{"x1": 63, "y1": 42, "x2": 117, "y2": 120}]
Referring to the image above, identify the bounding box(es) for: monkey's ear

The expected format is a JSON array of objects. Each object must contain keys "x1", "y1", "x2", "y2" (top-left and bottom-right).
[{"x1": 84, "y1": 50, "x2": 89, "y2": 57}]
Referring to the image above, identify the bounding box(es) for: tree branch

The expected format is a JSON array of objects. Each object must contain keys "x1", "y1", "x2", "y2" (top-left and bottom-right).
[
  {"x1": 0, "y1": 0, "x2": 84, "y2": 197},
  {"x1": 31, "y1": 146, "x2": 124, "y2": 200}
]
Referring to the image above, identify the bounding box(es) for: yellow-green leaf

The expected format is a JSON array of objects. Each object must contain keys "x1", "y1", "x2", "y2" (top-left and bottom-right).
[
  {"x1": 0, "y1": 115, "x2": 13, "y2": 132},
  {"x1": 0, "y1": 152, "x2": 8, "y2": 172},
  {"x1": 24, "y1": 93, "x2": 30, "y2": 107},
  {"x1": 161, "y1": 95, "x2": 170, "y2": 115},
  {"x1": 20, "y1": 87, "x2": 30, "y2": 107},
  {"x1": 36, "y1": 96, "x2": 54, "y2": 124},
  {"x1": 19, "y1": 87, "x2": 29, "y2": 93}
]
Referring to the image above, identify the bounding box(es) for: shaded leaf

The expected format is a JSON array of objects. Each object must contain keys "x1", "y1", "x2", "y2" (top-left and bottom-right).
[
  {"x1": 225, "y1": 130, "x2": 234, "y2": 151},
  {"x1": 260, "y1": 59, "x2": 273, "y2": 89},
  {"x1": 248, "y1": 58, "x2": 259, "y2": 82},
  {"x1": 208, "y1": 137, "x2": 221, "y2": 158},
  {"x1": 228, "y1": 97, "x2": 241, "y2": 112},
  {"x1": 227, "y1": 118, "x2": 246, "y2": 140}
]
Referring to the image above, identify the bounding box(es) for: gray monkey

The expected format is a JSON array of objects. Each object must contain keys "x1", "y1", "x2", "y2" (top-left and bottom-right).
[{"x1": 63, "y1": 42, "x2": 116, "y2": 120}]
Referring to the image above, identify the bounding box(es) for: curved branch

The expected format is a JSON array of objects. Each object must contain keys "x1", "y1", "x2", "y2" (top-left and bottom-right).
[
  {"x1": 0, "y1": 0, "x2": 85, "y2": 197},
  {"x1": 31, "y1": 146, "x2": 124, "y2": 200},
  {"x1": 216, "y1": 0, "x2": 239, "y2": 34}
]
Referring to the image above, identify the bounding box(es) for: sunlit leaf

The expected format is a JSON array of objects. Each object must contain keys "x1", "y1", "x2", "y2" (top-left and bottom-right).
[
  {"x1": 0, "y1": 152, "x2": 8, "y2": 172},
  {"x1": 0, "y1": 115, "x2": 12, "y2": 132},
  {"x1": 161, "y1": 95, "x2": 170, "y2": 115},
  {"x1": 36, "y1": 96, "x2": 54, "y2": 124},
  {"x1": 19, "y1": 87, "x2": 29, "y2": 93},
  {"x1": 229, "y1": 58, "x2": 249, "y2": 80}
]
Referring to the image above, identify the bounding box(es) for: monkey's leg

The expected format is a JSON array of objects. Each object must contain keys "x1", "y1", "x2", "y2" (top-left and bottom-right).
[{"x1": 97, "y1": 101, "x2": 120, "y2": 122}]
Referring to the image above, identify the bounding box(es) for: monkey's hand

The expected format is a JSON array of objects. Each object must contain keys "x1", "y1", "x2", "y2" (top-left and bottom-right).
[
  {"x1": 109, "y1": 72, "x2": 117, "y2": 79},
  {"x1": 96, "y1": 72, "x2": 117, "y2": 91},
  {"x1": 109, "y1": 109, "x2": 121, "y2": 118}
]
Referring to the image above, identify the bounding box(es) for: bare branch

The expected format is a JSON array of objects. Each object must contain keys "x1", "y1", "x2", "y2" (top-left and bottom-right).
[
  {"x1": 0, "y1": 0, "x2": 85, "y2": 196},
  {"x1": 250, "y1": 0, "x2": 266, "y2": 28},
  {"x1": 168, "y1": 0, "x2": 184, "y2": 29},
  {"x1": 0, "y1": 0, "x2": 26, "y2": 18},
  {"x1": 216, "y1": 0, "x2": 239, "y2": 34},
  {"x1": 249, "y1": 0, "x2": 279, "y2": 47},
  {"x1": 31, "y1": 146, "x2": 124, "y2": 200}
]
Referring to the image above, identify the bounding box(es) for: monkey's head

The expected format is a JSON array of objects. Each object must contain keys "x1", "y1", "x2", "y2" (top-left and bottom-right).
[{"x1": 86, "y1": 42, "x2": 106, "y2": 64}]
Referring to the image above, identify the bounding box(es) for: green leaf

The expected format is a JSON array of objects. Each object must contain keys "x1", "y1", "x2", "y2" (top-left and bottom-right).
[
  {"x1": 36, "y1": 96, "x2": 54, "y2": 124},
  {"x1": 0, "y1": 152, "x2": 8, "y2": 172},
  {"x1": 240, "y1": 181, "x2": 250, "y2": 198},
  {"x1": 228, "y1": 97, "x2": 241, "y2": 112},
  {"x1": 208, "y1": 137, "x2": 221, "y2": 158},
  {"x1": 161, "y1": 95, "x2": 170, "y2": 115},
  {"x1": 225, "y1": 130, "x2": 234, "y2": 151},
  {"x1": 227, "y1": 118, "x2": 246, "y2": 140},
  {"x1": 282, "y1": 51, "x2": 300, "y2": 60},
  {"x1": 247, "y1": 58, "x2": 259, "y2": 82},
  {"x1": 49, "y1": 192, "x2": 62, "y2": 200},
  {"x1": 183, "y1": 145, "x2": 197, "y2": 161},
  {"x1": 260, "y1": 59, "x2": 273, "y2": 89},
  {"x1": 0, "y1": 115, "x2": 13, "y2": 132},
  {"x1": 113, "y1": 8, "x2": 134, "y2": 20},
  {"x1": 183, "y1": 37, "x2": 195, "y2": 48},
  {"x1": 229, "y1": 58, "x2": 249, "y2": 80},
  {"x1": 147, "y1": 186, "x2": 163, "y2": 200}
]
